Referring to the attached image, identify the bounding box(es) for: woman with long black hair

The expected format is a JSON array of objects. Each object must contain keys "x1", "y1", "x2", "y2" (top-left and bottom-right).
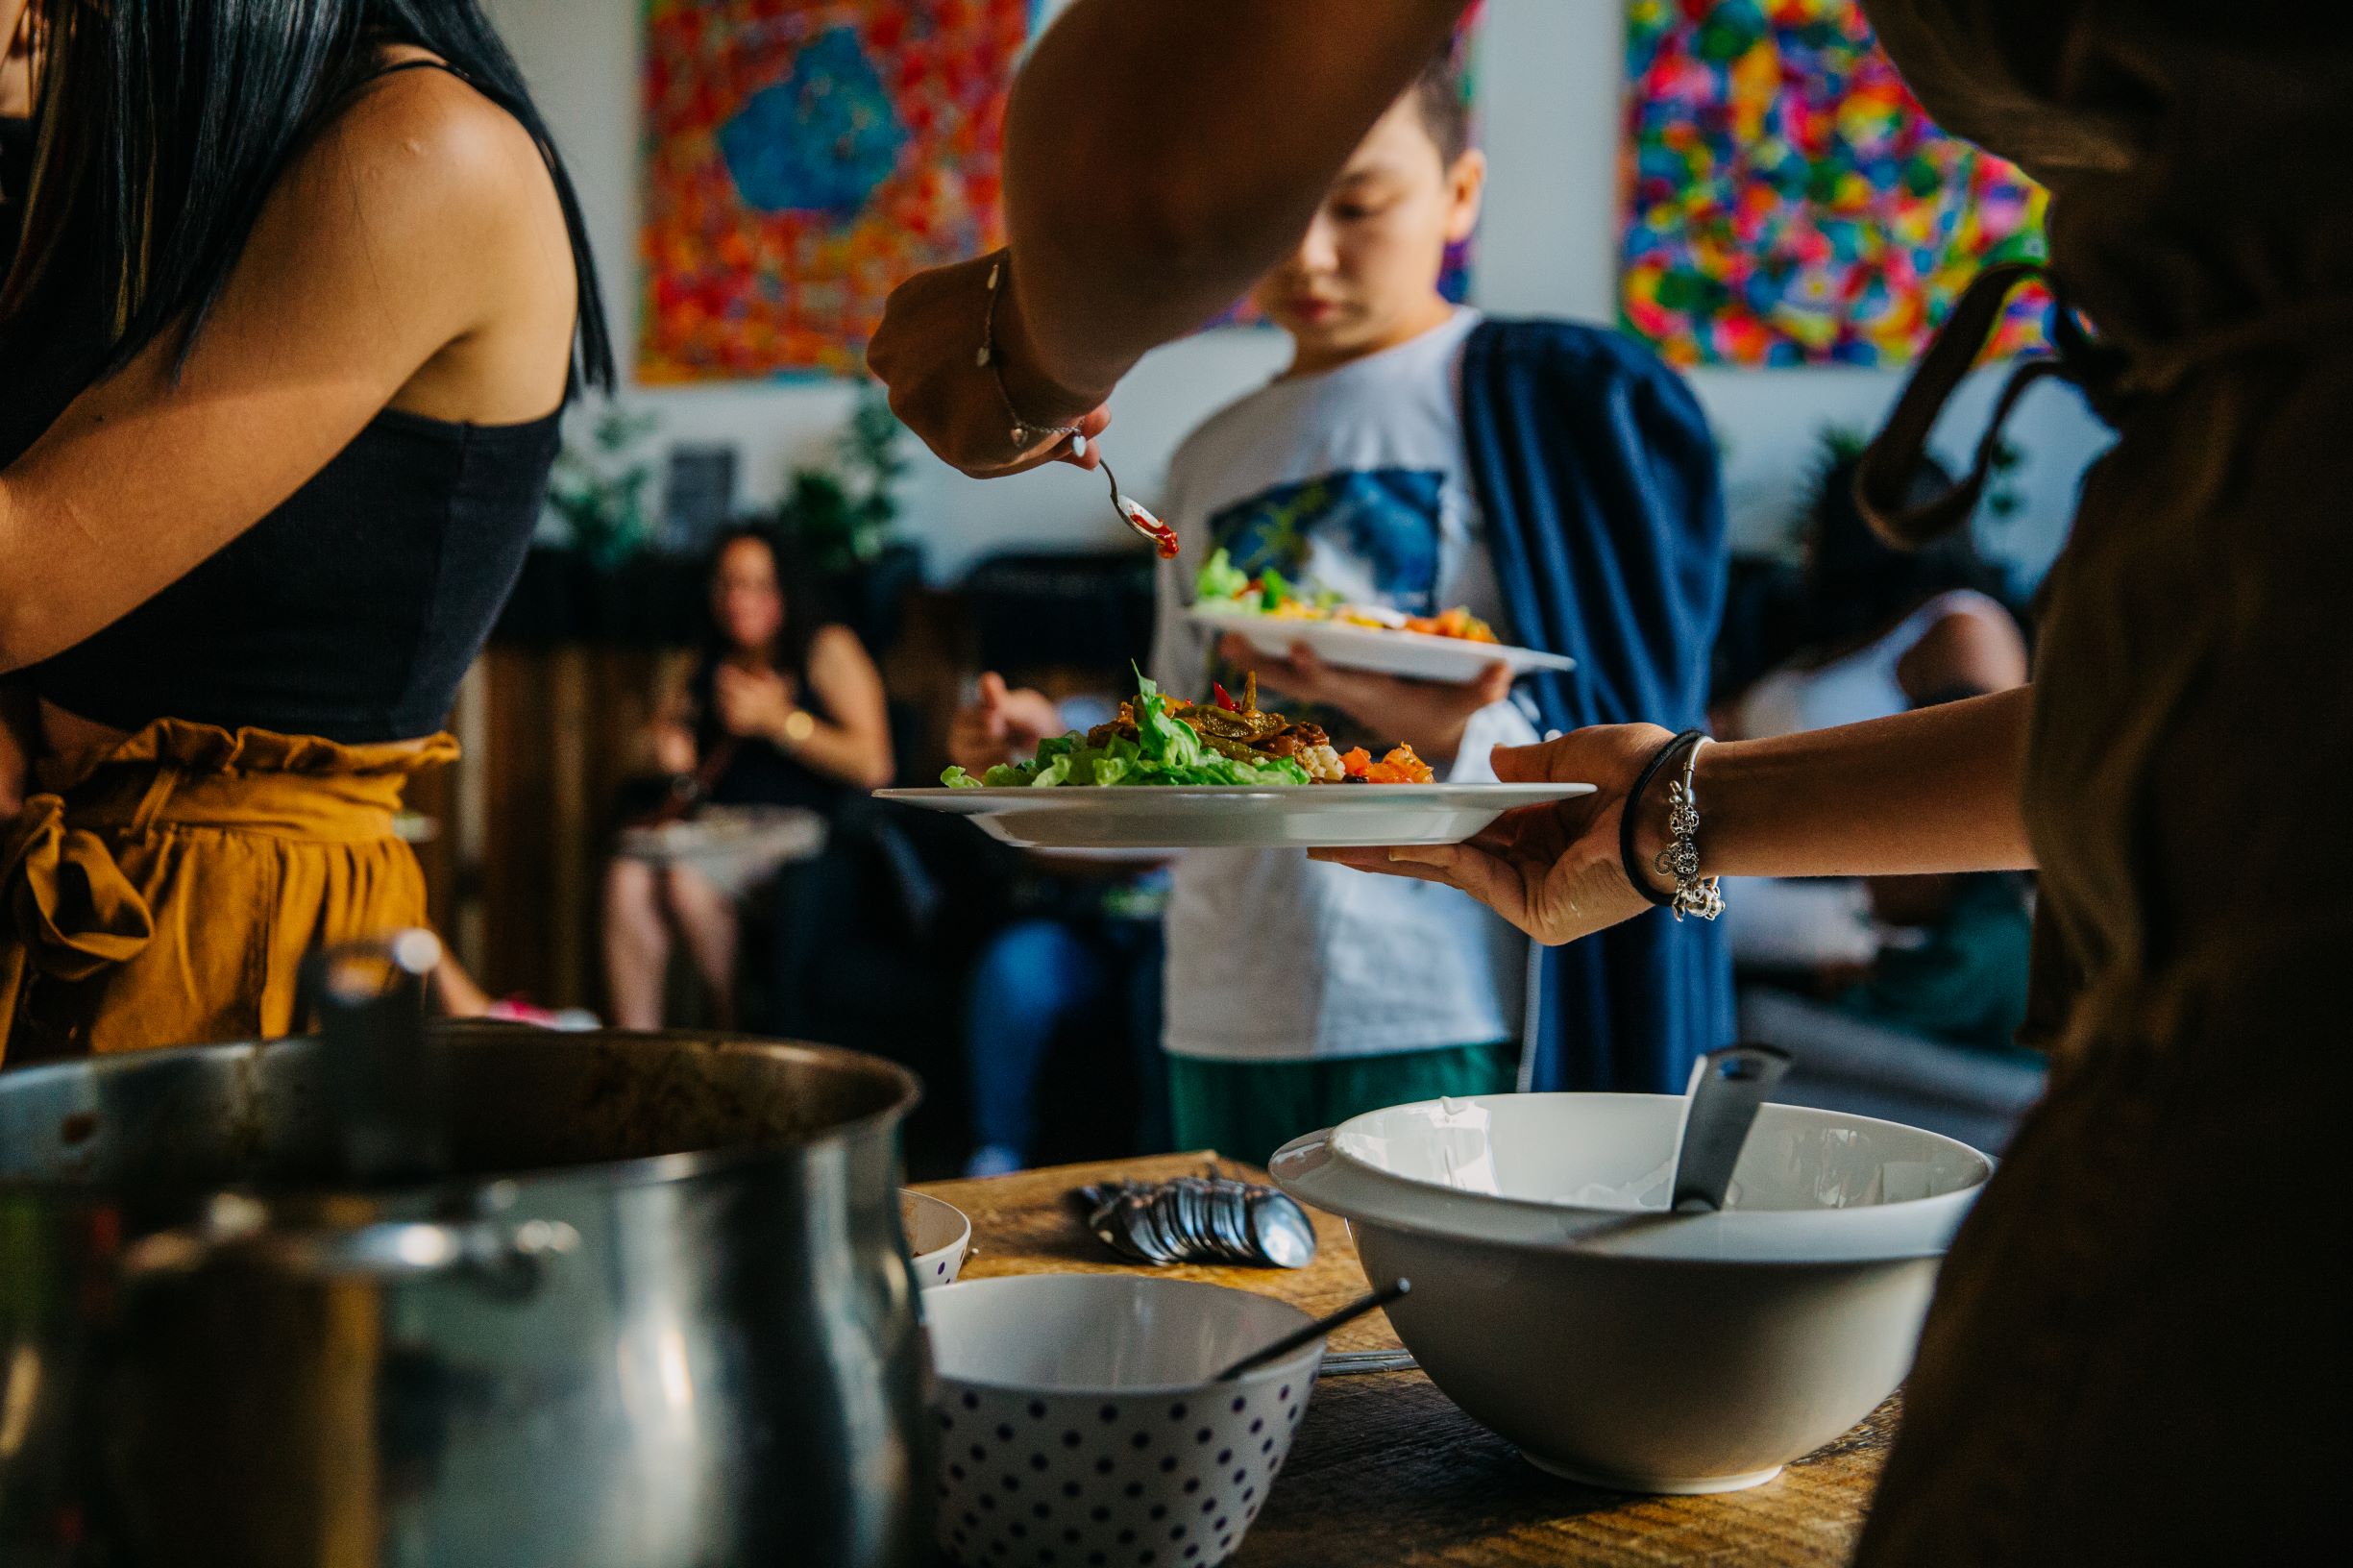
[{"x1": 0, "y1": 0, "x2": 612, "y2": 1063}]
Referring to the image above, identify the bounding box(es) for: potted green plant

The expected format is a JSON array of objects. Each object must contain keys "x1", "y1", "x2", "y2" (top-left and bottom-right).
[
  {"x1": 772, "y1": 384, "x2": 920, "y2": 650},
  {"x1": 548, "y1": 404, "x2": 661, "y2": 570},
  {"x1": 501, "y1": 404, "x2": 709, "y2": 644}
]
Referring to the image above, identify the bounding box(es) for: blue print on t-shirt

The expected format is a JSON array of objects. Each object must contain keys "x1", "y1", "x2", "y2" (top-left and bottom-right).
[{"x1": 1205, "y1": 469, "x2": 1445, "y2": 614}]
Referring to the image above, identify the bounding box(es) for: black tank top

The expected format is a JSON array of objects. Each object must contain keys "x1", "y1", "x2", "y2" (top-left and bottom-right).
[{"x1": 2, "y1": 61, "x2": 566, "y2": 745}]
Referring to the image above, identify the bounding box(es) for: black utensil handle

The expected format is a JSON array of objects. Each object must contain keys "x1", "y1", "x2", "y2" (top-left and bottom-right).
[
  {"x1": 1213, "y1": 1279, "x2": 1410, "y2": 1382},
  {"x1": 1670, "y1": 1043, "x2": 1794, "y2": 1214}
]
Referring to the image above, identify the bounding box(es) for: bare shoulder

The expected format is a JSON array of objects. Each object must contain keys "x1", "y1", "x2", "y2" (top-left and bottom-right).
[
  {"x1": 273, "y1": 60, "x2": 551, "y2": 247},
  {"x1": 809, "y1": 623, "x2": 882, "y2": 678},
  {"x1": 1899, "y1": 602, "x2": 2029, "y2": 699}
]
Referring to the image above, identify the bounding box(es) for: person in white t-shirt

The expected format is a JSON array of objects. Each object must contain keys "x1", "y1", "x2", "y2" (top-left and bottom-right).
[{"x1": 949, "y1": 53, "x2": 1544, "y2": 1164}]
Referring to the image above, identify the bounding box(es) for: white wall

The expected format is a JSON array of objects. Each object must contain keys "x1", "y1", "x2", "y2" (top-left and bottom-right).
[{"x1": 488, "y1": 0, "x2": 2109, "y2": 587}]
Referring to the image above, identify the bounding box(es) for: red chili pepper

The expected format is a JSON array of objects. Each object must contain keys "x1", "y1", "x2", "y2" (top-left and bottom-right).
[{"x1": 1213, "y1": 682, "x2": 1239, "y2": 712}]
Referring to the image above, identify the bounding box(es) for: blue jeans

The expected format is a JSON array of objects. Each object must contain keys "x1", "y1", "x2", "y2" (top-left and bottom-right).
[{"x1": 963, "y1": 917, "x2": 1167, "y2": 1161}]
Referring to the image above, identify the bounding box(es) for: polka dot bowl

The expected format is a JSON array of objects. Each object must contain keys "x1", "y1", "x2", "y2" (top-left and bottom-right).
[
  {"x1": 925, "y1": 1275, "x2": 1323, "y2": 1568},
  {"x1": 903, "y1": 1189, "x2": 972, "y2": 1288}
]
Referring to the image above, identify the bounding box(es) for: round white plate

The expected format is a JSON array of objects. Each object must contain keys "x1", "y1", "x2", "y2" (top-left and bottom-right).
[
  {"x1": 875, "y1": 782, "x2": 1594, "y2": 849},
  {"x1": 1187, "y1": 602, "x2": 1578, "y2": 681}
]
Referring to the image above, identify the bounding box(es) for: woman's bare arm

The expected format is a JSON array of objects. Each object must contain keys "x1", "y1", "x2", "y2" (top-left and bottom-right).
[
  {"x1": 998, "y1": 0, "x2": 1470, "y2": 401},
  {"x1": 869, "y1": 0, "x2": 1468, "y2": 472},
  {"x1": 1695, "y1": 688, "x2": 2034, "y2": 879},
  {"x1": 787, "y1": 626, "x2": 895, "y2": 791},
  {"x1": 1316, "y1": 689, "x2": 2035, "y2": 947},
  {"x1": 0, "y1": 0, "x2": 29, "y2": 117},
  {"x1": 0, "y1": 69, "x2": 567, "y2": 672}
]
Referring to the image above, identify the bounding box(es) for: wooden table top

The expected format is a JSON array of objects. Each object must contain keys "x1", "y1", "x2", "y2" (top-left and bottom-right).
[{"x1": 915, "y1": 1152, "x2": 1893, "y2": 1568}]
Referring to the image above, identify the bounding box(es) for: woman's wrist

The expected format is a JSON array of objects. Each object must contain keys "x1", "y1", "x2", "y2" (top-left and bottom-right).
[
  {"x1": 1618, "y1": 728, "x2": 1727, "y2": 919},
  {"x1": 769, "y1": 707, "x2": 817, "y2": 748},
  {"x1": 1625, "y1": 745, "x2": 1680, "y2": 899}
]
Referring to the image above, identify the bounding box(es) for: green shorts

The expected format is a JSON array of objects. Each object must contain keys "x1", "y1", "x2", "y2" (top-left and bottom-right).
[{"x1": 1164, "y1": 1041, "x2": 1520, "y2": 1169}]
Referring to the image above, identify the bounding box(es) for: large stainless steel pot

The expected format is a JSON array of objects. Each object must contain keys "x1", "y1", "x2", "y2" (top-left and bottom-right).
[{"x1": 0, "y1": 1009, "x2": 930, "y2": 1565}]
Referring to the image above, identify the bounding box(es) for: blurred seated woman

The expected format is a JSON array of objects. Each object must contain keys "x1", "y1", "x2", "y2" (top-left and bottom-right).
[
  {"x1": 601, "y1": 526, "x2": 892, "y2": 1029},
  {"x1": 1710, "y1": 453, "x2": 2030, "y2": 975}
]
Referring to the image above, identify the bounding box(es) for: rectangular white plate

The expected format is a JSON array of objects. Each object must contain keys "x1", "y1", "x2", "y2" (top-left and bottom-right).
[
  {"x1": 876, "y1": 783, "x2": 1594, "y2": 850},
  {"x1": 1187, "y1": 602, "x2": 1578, "y2": 682}
]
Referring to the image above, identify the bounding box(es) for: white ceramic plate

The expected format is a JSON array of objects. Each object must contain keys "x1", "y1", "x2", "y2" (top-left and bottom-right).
[
  {"x1": 1187, "y1": 602, "x2": 1578, "y2": 682},
  {"x1": 875, "y1": 782, "x2": 1593, "y2": 850}
]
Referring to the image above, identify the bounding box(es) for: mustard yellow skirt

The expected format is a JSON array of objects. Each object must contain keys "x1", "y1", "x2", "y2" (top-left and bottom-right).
[{"x1": 0, "y1": 720, "x2": 455, "y2": 1066}]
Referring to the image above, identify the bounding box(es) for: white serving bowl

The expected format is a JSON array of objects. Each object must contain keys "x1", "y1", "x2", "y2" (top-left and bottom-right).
[
  {"x1": 924, "y1": 1276, "x2": 1322, "y2": 1568},
  {"x1": 1271, "y1": 1093, "x2": 1993, "y2": 1494},
  {"x1": 903, "y1": 1188, "x2": 972, "y2": 1288}
]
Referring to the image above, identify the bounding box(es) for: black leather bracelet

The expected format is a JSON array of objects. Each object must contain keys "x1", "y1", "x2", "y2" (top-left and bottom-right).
[{"x1": 1619, "y1": 729, "x2": 1705, "y2": 909}]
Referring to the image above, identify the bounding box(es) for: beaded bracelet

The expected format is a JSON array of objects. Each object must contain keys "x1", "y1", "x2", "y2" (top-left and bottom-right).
[
  {"x1": 976, "y1": 250, "x2": 1087, "y2": 460},
  {"x1": 1618, "y1": 729, "x2": 1725, "y2": 921}
]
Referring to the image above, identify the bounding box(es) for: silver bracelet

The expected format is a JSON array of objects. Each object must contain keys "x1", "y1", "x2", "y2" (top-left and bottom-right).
[
  {"x1": 976, "y1": 250, "x2": 1087, "y2": 459},
  {"x1": 1653, "y1": 737, "x2": 1726, "y2": 922}
]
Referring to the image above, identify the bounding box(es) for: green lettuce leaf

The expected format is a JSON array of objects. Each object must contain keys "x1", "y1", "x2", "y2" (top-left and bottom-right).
[
  {"x1": 1194, "y1": 548, "x2": 1257, "y2": 607},
  {"x1": 940, "y1": 670, "x2": 1315, "y2": 790}
]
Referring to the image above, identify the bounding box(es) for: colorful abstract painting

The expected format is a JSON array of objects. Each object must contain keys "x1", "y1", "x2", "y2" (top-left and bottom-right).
[
  {"x1": 1621, "y1": 0, "x2": 2048, "y2": 367},
  {"x1": 640, "y1": 1, "x2": 1030, "y2": 381}
]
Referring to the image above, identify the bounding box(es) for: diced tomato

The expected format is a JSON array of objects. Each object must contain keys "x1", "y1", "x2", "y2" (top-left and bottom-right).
[
  {"x1": 1362, "y1": 745, "x2": 1435, "y2": 785},
  {"x1": 1402, "y1": 607, "x2": 1498, "y2": 643}
]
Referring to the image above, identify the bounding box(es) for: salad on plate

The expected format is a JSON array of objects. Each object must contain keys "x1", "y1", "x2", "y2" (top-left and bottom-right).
[
  {"x1": 1192, "y1": 549, "x2": 1502, "y2": 644},
  {"x1": 941, "y1": 673, "x2": 1435, "y2": 790}
]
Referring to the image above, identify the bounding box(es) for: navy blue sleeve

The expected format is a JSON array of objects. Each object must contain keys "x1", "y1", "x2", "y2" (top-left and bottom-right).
[
  {"x1": 1460, "y1": 319, "x2": 1735, "y2": 1092},
  {"x1": 1460, "y1": 319, "x2": 1728, "y2": 733}
]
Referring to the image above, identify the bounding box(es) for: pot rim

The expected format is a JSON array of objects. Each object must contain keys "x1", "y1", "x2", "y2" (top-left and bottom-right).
[{"x1": 0, "y1": 1025, "x2": 923, "y2": 1204}]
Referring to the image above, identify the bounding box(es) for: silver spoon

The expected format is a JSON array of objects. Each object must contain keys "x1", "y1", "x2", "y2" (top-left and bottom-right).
[
  {"x1": 1669, "y1": 1043, "x2": 1794, "y2": 1213},
  {"x1": 1212, "y1": 1280, "x2": 1410, "y2": 1382},
  {"x1": 1100, "y1": 456, "x2": 1176, "y2": 557}
]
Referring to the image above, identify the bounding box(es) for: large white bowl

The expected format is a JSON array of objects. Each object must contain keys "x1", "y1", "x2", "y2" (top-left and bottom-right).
[
  {"x1": 1271, "y1": 1093, "x2": 1994, "y2": 1494},
  {"x1": 924, "y1": 1276, "x2": 1322, "y2": 1568}
]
